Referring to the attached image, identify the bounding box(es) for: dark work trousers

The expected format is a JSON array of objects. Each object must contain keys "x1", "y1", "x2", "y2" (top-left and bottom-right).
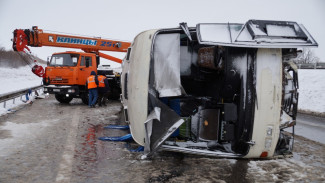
[{"x1": 88, "y1": 88, "x2": 98, "y2": 107}]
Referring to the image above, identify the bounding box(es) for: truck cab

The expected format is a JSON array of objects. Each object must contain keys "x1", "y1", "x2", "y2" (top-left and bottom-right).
[{"x1": 43, "y1": 51, "x2": 98, "y2": 104}]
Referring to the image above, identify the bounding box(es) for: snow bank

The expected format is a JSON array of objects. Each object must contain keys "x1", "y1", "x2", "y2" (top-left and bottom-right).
[
  {"x1": 247, "y1": 159, "x2": 310, "y2": 182},
  {"x1": 0, "y1": 65, "x2": 43, "y2": 94},
  {"x1": 298, "y1": 69, "x2": 325, "y2": 113}
]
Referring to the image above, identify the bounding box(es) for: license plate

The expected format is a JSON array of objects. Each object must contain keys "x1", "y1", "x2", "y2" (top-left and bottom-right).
[{"x1": 53, "y1": 89, "x2": 60, "y2": 92}]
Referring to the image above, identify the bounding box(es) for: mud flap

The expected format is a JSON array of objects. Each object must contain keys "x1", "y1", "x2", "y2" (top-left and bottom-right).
[{"x1": 143, "y1": 94, "x2": 185, "y2": 157}]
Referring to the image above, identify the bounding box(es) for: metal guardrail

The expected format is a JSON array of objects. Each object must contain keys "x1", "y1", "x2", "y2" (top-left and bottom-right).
[
  {"x1": 298, "y1": 63, "x2": 325, "y2": 69},
  {"x1": 0, "y1": 85, "x2": 43, "y2": 108}
]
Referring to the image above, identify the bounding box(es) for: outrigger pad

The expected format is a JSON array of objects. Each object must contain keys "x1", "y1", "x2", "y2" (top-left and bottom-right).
[
  {"x1": 103, "y1": 125, "x2": 130, "y2": 130},
  {"x1": 125, "y1": 143, "x2": 144, "y2": 152},
  {"x1": 98, "y1": 134, "x2": 133, "y2": 141}
]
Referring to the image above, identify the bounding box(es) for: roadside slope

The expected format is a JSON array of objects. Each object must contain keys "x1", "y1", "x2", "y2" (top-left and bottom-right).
[{"x1": 0, "y1": 66, "x2": 43, "y2": 94}]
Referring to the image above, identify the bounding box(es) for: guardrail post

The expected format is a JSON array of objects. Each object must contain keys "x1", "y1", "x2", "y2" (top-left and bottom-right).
[
  {"x1": 13, "y1": 98, "x2": 15, "y2": 104},
  {"x1": 3, "y1": 101, "x2": 6, "y2": 108}
]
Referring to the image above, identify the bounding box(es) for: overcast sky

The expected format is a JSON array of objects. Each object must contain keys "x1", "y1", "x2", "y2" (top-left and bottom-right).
[{"x1": 0, "y1": 0, "x2": 324, "y2": 68}]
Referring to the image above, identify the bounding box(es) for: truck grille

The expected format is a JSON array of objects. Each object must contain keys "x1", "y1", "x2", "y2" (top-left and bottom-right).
[{"x1": 50, "y1": 78, "x2": 69, "y2": 84}]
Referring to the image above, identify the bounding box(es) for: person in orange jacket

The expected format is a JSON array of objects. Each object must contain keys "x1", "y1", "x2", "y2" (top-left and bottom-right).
[
  {"x1": 86, "y1": 71, "x2": 99, "y2": 108},
  {"x1": 97, "y1": 75, "x2": 110, "y2": 106}
]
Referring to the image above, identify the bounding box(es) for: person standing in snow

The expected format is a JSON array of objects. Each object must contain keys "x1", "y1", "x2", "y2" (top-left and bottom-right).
[
  {"x1": 97, "y1": 75, "x2": 110, "y2": 106},
  {"x1": 86, "y1": 71, "x2": 99, "y2": 108}
]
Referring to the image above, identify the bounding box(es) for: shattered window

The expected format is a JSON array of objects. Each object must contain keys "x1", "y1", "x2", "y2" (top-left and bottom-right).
[{"x1": 153, "y1": 33, "x2": 181, "y2": 97}]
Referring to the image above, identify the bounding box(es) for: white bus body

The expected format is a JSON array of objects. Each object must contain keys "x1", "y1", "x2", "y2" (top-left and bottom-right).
[{"x1": 121, "y1": 20, "x2": 317, "y2": 158}]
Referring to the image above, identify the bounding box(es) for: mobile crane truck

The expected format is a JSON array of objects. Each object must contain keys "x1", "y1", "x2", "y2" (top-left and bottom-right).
[{"x1": 12, "y1": 26, "x2": 131, "y2": 104}]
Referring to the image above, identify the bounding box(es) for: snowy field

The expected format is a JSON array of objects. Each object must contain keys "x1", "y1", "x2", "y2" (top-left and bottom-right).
[
  {"x1": 0, "y1": 66, "x2": 324, "y2": 115},
  {"x1": 298, "y1": 69, "x2": 325, "y2": 113},
  {"x1": 0, "y1": 66, "x2": 43, "y2": 94}
]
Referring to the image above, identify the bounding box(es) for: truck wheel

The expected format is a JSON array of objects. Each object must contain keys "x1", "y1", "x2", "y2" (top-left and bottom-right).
[
  {"x1": 80, "y1": 93, "x2": 89, "y2": 105},
  {"x1": 80, "y1": 93, "x2": 98, "y2": 105},
  {"x1": 55, "y1": 94, "x2": 73, "y2": 104}
]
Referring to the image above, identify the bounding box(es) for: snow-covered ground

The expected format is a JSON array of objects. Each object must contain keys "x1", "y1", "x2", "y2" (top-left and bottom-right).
[
  {"x1": 0, "y1": 66, "x2": 43, "y2": 94},
  {"x1": 0, "y1": 66, "x2": 324, "y2": 115},
  {"x1": 0, "y1": 66, "x2": 43, "y2": 115},
  {"x1": 298, "y1": 69, "x2": 325, "y2": 113}
]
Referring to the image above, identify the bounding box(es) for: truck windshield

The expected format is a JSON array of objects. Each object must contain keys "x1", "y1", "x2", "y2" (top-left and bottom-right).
[{"x1": 50, "y1": 54, "x2": 79, "y2": 66}]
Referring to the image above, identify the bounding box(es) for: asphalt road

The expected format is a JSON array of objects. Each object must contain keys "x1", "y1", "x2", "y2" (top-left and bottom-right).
[
  {"x1": 295, "y1": 113, "x2": 325, "y2": 144},
  {"x1": 0, "y1": 96, "x2": 324, "y2": 182}
]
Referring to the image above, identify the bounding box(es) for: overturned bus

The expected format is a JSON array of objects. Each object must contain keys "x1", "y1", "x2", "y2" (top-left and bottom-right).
[{"x1": 120, "y1": 20, "x2": 317, "y2": 158}]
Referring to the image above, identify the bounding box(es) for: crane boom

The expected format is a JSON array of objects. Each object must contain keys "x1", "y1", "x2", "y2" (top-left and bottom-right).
[
  {"x1": 13, "y1": 26, "x2": 131, "y2": 53},
  {"x1": 12, "y1": 26, "x2": 131, "y2": 77}
]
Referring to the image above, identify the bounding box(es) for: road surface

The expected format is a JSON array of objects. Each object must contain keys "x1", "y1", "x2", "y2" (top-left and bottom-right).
[
  {"x1": 295, "y1": 113, "x2": 325, "y2": 144},
  {"x1": 0, "y1": 96, "x2": 324, "y2": 182}
]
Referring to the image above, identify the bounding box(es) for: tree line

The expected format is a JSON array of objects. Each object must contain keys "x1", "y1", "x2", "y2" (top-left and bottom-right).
[{"x1": 292, "y1": 48, "x2": 321, "y2": 64}]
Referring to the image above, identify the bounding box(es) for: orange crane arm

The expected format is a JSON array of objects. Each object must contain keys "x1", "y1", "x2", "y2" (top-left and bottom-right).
[
  {"x1": 13, "y1": 26, "x2": 131, "y2": 61},
  {"x1": 97, "y1": 52, "x2": 123, "y2": 64}
]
